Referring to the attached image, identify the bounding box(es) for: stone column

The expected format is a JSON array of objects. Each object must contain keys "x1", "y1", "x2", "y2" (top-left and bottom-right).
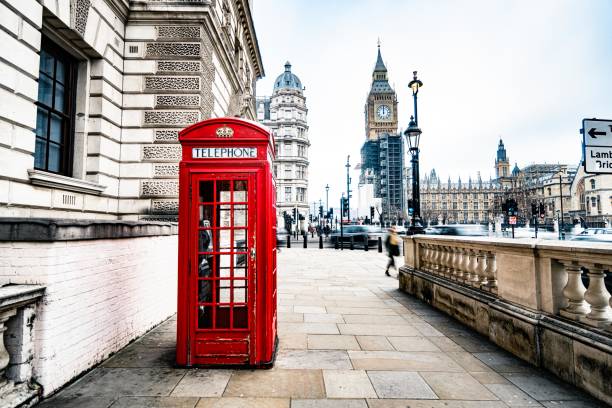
[
  {"x1": 559, "y1": 260, "x2": 589, "y2": 320},
  {"x1": 582, "y1": 263, "x2": 612, "y2": 327},
  {"x1": 0, "y1": 309, "x2": 17, "y2": 382}
]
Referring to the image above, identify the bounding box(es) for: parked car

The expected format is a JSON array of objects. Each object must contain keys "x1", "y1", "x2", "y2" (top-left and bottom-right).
[
  {"x1": 425, "y1": 224, "x2": 488, "y2": 236},
  {"x1": 329, "y1": 225, "x2": 381, "y2": 247}
]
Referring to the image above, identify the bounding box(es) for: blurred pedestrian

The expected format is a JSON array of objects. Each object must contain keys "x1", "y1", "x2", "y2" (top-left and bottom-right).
[{"x1": 384, "y1": 226, "x2": 400, "y2": 276}]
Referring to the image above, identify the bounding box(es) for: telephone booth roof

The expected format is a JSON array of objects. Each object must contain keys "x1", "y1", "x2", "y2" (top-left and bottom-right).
[{"x1": 179, "y1": 117, "x2": 274, "y2": 149}]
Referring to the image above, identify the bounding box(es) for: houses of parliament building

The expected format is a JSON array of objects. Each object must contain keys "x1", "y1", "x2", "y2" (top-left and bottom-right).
[{"x1": 418, "y1": 139, "x2": 577, "y2": 226}]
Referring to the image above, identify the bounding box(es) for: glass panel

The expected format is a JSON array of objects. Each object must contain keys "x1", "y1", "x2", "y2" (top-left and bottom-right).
[
  {"x1": 234, "y1": 265, "x2": 247, "y2": 278},
  {"x1": 215, "y1": 305, "x2": 230, "y2": 328},
  {"x1": 218, "y1": 254, "x2": 231, "y2": 278},
  {"x1": 234, "y1": 180, "x2": 247, "y2": 201},
  {"x1": 55, "y1": 59, "x2": 65, "y2": 83},
  {"x1": 37, "y1": 74, "x2": 53, "y2": 107},
  {"x1": 218, "y1": 229, "x2": 231, "y2": 250},
  {"x1": 50, "y1": 113, "x2": 62, "y2": 143},
  {"x1": 232, "y1": 280, "x2": 247, "y2": 303},
  {"x1": 199, "y1": 205, "x2": 213, "y2": 234},
  {"x1": 233, "y1": 229, "x2": 246, "y2": 250},
  {"x1": 219, "y1": 283, "x2": 231, "y2": 303},
  {"x1": 48, "y1": 143, "x2": 60, "y2": 172},
  {"x1": 218, "y1": 204, "x2": 231, "y2": 228},
  {"x1": 198, "y1": 228, "x2": 212, "y2": 253},
  {"x1": 35, "y1": 108, "x2": 48, "y2": 138},
  {"x1": 216, "y1": 180, "x2": 231, "y2": 202},
  {"x1": 54, "y1": 83, "x2": 65, "y2": 112},
  {"x1": 199, "y1": 180, "x2": 214, "y2": 202},
  {"x1": 233, "y1": 205, "x2": 247, "y2": 227},
  {"x1": 198, "y1": 305, "x2": 213, "y2": 328},
  {"x1": 39, "y1": 50, "x2": 54, "y2": 76},
  {"x1": 34, "y1": 138, "x2": 47, "y2": 169}
]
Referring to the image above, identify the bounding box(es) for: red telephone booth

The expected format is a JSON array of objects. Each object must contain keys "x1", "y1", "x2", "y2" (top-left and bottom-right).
[{"x1": 176, "y1": 117, "x2": 277, "y2": 367}]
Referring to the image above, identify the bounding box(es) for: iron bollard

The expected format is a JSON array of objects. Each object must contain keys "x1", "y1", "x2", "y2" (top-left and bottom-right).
[
  {"x1": 311, "y1": 231, "x2": 314, "y2": 238},
  {"x1": 319, "y1": 235, "x2": 323, "y2": 249},
  {"x1": 303, "y1": 235, "x2": 307, "y2": 248},
  {"x1": 334, "y1": 239, "x2": 339, "y2": 250},
  {"x1": 350, "y1": 236, "x2": 354, "y2": 250},
  {"x1": 378, "y1": 236, "x2": 382, "y2": 253},
  {"x1": 364, "y1": 236, "x2": 368, "y2": 251},
  {"x1": 287, "y1": 235, "x2": 291, "y2": 248}
]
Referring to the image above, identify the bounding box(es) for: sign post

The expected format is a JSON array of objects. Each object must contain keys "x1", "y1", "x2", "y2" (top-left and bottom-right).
[{"x1": 582, "y1": 119, "x2": 612, "y2": 174}]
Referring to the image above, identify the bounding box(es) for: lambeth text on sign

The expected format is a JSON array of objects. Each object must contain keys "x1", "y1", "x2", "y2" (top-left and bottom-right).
[
  {"x1": 193, "y1": 147, "x2": 257, "y2": 159},
  {"x1": 585, "y1": 146, "x2": 612, "y2": 172}
]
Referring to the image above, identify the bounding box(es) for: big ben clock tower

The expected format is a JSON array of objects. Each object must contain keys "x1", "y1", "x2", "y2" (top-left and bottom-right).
[{"x1": 365, "y1": 44, "x2": 398, "y2": 140}]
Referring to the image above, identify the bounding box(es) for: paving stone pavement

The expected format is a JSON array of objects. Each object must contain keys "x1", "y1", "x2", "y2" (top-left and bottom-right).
[{"x1": 37, "y1": 249, "x2": 606, "y2": 408}]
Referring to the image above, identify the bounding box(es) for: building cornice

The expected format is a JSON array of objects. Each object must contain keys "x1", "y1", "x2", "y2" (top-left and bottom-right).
[{"x1": 235, "y1": 0, "x2": 264, "y2": 79}]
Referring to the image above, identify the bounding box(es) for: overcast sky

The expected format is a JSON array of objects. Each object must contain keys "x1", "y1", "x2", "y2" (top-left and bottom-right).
[{"x1": 252, "y1": 0, "x2": 612, "y2": 207}]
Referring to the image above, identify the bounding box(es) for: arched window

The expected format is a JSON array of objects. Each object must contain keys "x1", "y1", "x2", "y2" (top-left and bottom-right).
[{"x1": 590, "y1": 179, "x2": 596, "y2": 189}]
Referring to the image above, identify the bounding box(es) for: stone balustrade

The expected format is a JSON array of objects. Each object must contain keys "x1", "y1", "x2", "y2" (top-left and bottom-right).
[
  {"x1": 403, "y1": 236, "x2": 612, "y2": 331},
  {"x1": 400, "y1": 235, "x2": 612, "y2": 404},
  {"x1": 0, "y1": 284, "x2": 45, "y2": 408}
]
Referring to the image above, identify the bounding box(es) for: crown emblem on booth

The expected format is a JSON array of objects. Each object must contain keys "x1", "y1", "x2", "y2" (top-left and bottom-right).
[{"x1": 216, "y1": 126, "x2": 234, "y2": 138}]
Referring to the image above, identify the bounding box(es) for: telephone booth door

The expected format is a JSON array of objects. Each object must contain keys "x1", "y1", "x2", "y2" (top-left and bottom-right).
[{"x1": 190, "y1": 173, "x2": 255, "y2": 365}]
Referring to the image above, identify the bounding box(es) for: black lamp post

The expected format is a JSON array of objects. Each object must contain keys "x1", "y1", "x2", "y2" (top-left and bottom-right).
[
  {"x1": 325, "y1": 184, "x2": 330, "y2": 223},
  {"x1": 404, "y1": 116, "x2": 423, "y2": 233}
]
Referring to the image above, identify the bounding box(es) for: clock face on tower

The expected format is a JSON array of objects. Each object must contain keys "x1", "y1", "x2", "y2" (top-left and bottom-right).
[{"x1": 376, "y1": 105, "x2": 391, "y2": 120}]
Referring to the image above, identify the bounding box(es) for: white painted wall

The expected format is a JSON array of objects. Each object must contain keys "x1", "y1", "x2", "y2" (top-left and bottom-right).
[{"x1": 0, "y1": 235, "x2": 178, "y2": 395}]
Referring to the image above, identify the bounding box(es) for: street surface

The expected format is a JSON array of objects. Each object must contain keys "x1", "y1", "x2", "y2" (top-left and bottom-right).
[{"x1": 38, "y1": 249, "x2": 604, "y2": 407}]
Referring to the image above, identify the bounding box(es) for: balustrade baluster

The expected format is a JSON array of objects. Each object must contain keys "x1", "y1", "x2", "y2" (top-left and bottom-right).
[
  {"x1": 559, "y1": 260, "x2": 589, "y2": 320},
  {"x1": 582, "y1": 263, "x2": 612, "y2": 327},
  {"x1": 448, "y1": 247, "x2": 458, "y2": 279},
  {"x1": 431, "y1": 245, "x2": 441, "y2": 274},
  {"x1": 0, "y1": 310, "x2": 16, "y2": 381},
  {"x1": 425, "y1": 244, "x2": 433, "y2": 272},
  {"x1": 482, "y1": 251, "x2": 498, "y2": 290},
  {"x1": 440, "y1": 246, "x2": 450, "y2": 277},
  {"x1": 464, "y1": 249, "x2": 476, "y2": 282},
  {"x1": 472, "y1": 250, "x2": 486, "y2": 286},
  {"x1": 455, "y1": 248, "x2": 466, "y2": 281}
]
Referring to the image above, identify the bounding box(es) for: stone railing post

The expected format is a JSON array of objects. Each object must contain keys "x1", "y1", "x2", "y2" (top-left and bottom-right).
[
  {"x1": 431, "y1": 244, "x2": 441, "y2": 274},
  {"x1": 481, "y1": 251, "x2": 498, "y2": 291},
  {"x1": 471, "y1": 250, "x2": 485, "y2": 286},
  {"x1": 582, "y1": 263, "x2": 612, "y2": 328},
  {"x1": 0, "y1": 310, "x2": 17, "y2": 381},
  {"x1": 455, "y1": 247, "x2": 466, "y2": 281},
  {"x1": 464, "y1": 249, "x2": 476, "y2": 283},
  {"x1": 448, "y1": 247, "x2": 459, "y2": 280},
  {"x1": 421, "y1": 243, "x2": 431, "y2": 272},
  {"x1": 559, "y1": 260, "x2": 589, "y2": 320}
]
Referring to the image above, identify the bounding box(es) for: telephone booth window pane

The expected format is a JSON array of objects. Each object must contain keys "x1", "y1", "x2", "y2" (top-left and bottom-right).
[
  {"x1": 199, "y1": 181, "x2": 214, "y2": 202},
  {"x1": 234, "y1": 180, "x2": 247, "y2": 201},
  {"x1": 219, "y1": 283, "x2": 231, "y2": 303},
  {"x1": 198, "y1": 306, "x2": 213, "y2": 329},
  {"x1": 217, "y1": 180, "x2": 231, "y2": 202},
  {"x1": 234, "y1": 205, "x2": 247, "y2": 227},
  {"x1": 216, "y1": 305, "x2": 231, "y2": 328},
  {"x1": 219, "y1": 229, "x2": 231, "y2": 250},
  {"x1": 233, "y1": 230, "x2": 246, "y2": 250},
  {"x1": 233, "y1": 280, "x2": 247, "y2": 303},
  {"x1": 234, "y1": 265, "x2": 247, "y2": 278},
  {"x1": 219, "y1": 254, "x2": 231, "y2": 278},
  {"x1": 199, "y1": 228, "x2": 212, "y2": 253},
  {"x1": 218, "y1": 205, "x2": 231, "y2": 228},
  {"x1": 200, "y1": 205, "x2": 213, "y2": 227}
]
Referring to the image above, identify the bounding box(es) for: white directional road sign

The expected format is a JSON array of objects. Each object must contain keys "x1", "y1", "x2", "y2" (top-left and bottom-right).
[{"x1": 583, "y1": 118, "x2": 612, "y2": 174}]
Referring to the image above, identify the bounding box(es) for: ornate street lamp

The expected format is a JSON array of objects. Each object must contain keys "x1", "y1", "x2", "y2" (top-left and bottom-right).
[
  {"x1": 408, "y1": 71, "x2": 423, "y2": 125},
  {"x1": 404, "y1": 116, "x2": 423, "y2": 233}
]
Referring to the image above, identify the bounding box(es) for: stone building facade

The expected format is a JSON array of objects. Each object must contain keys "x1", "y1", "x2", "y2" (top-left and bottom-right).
[
  {"x1": 418, "y1": 140, "x2": 577, "y2": 226},
  {"x1": 0, "y1": 0, "x2": 263, "y2": 398},
  {"x1": 358, "y1": 46, "x2": 404, "y2": 224},
  {"x1": 256, "y1": 62, "x2": 309, "y2": 231},
  {"x1": 0, "y1": 0, "x2": 264, "y2": 222}
]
